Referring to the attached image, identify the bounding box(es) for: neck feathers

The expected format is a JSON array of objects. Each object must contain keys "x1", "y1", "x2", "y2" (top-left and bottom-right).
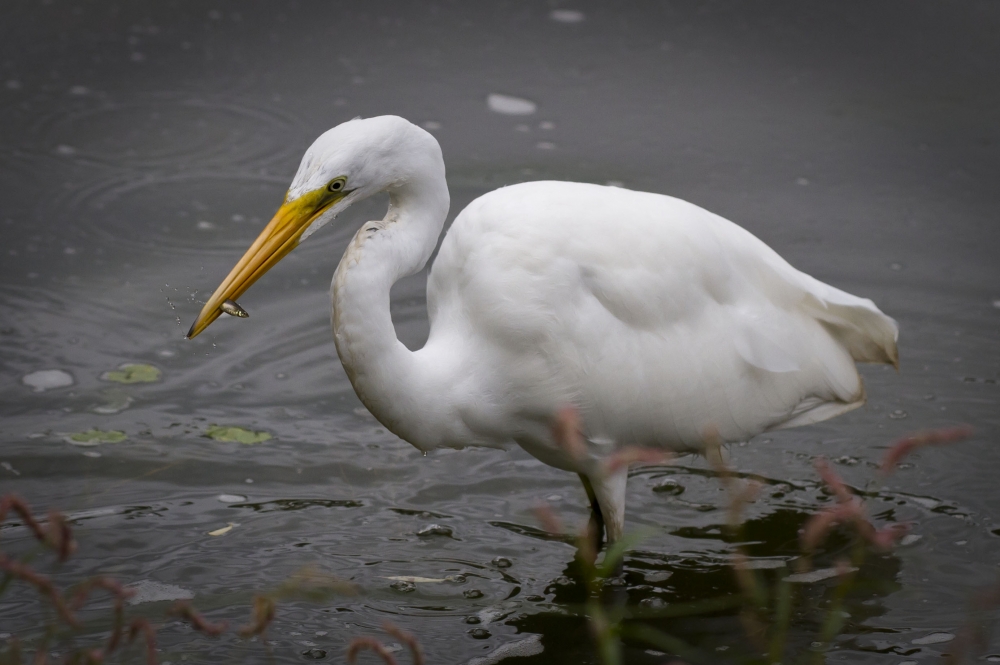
[{"x1": 331, "y1": 168, "x2": 449, "y2": 447}]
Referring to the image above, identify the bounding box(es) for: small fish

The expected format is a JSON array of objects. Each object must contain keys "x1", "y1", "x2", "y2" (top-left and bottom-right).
[{"x1": 221, "y1": 299, "x2": 249, "y2": 318}]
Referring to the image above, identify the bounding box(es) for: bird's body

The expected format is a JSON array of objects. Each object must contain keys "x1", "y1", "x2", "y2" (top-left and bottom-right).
[{"x1": 189, "y1": 116, "x2": 898, "y2": 543}]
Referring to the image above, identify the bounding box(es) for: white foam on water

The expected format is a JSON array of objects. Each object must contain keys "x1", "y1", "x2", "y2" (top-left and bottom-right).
[
  {"x1": 487, "y1": 93, "x2": 536, "y2": 115},
  {"x1": 550, "y1": 9, "x2": 584, "y2": 23},
  {"x1": 467, "y1": 634, "x2": 543, "y2": 665},
  {"x1": 22, "y1": 369, "x2": 74, "y2": 392},
  {"x1": 786, "y1": 566, "x2": 857, "y2": 583},
  {"x1": 126, "y1": 580, "x2": 194, "y2": 605},
  {"x1": 911, "y1": 632, "x2": 954, "y2": 645}
]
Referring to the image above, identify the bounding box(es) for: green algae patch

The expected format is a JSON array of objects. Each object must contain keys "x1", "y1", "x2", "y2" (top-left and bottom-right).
[
  {"x1": 101, "y1": 363, "x2": 162, "y2": 384},
  {"x1": 205, "y1": 425, "x2": 272, "y2": 445},
  {"x1": 66, "y1": 429, "x2": 127, "y2": 446}
]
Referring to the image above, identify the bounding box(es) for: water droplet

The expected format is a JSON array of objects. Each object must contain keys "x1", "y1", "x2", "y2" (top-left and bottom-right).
[
  {"x1": 464, "y1": 615, "x2": 481, "y2": 624},
  {"x1": 491, "y1": 556, "x2": 512, "y2": 569}
]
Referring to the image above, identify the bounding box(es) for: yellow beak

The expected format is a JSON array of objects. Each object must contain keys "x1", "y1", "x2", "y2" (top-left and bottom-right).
[{"x1": 186, "y1": 188, "x2": 344, "y2": 339}]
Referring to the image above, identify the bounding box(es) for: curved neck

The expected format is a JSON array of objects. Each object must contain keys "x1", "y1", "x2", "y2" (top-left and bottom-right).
[{"x1": 331, "y1": 172, "x2": 449, "y2": 447}]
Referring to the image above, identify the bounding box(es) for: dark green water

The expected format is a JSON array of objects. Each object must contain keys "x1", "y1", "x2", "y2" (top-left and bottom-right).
[{"x1": 2, "y1": 2, "x2": 999, "y2": 663}]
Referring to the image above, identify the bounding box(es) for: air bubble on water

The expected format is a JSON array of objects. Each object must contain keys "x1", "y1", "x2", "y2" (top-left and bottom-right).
[
  {"x1": 546, "y1": 494, "x2": 561, "y2": 502},
  {"x1": 217, "y1": 494, "x2": 246, "y2": 503},
  {"x1": 796, "y1": 177, "x2": 809, "y2": 186},
  {"x1": 245, "y1": 478, "x2": 254, "y2": 484},
  {"x1": 491, "y1": 556, "x2": 512, "y2": 569},
  {"x1": 487, "y1": 93, "x2": 536, "y2": 115},
  {"x1": 158, "y1": 349, "x2": 176, "y2": 357},
  {"x1": 550, "y1": 9, "x2": 585, "y2": 23},
  {"x1": 539, "y1": 121, "x2": 555, "y2": 130},
  {"x1": 196, "y1": 220, "x2": 216, "y2": 230},
  {"x1": 889, "y1": 409, "x2": 908, "y2": 419}
]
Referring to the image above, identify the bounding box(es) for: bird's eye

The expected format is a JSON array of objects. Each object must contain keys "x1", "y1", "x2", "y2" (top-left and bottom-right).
[{"x1": 328, "y1": 178, "x2": 346, "y2": 193}]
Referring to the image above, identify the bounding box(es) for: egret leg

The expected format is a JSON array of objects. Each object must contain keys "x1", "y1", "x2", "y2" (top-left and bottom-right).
[
  {"x1": 587, "y1": 466, "x2": 628, "y2": 545},
  {"x1": 578, "y1": 473, "x2": 606, "y2": 552}
]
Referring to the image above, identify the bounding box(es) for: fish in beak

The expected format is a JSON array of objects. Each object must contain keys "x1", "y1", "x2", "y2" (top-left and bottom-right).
[{"x1": 186, "y1": 185, "x2": 348, "y2": 339}]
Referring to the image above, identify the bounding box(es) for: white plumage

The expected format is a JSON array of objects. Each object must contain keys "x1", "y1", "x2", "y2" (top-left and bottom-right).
[{"x1": 189, "y1": 115, "x2": 898, "y2": 543}]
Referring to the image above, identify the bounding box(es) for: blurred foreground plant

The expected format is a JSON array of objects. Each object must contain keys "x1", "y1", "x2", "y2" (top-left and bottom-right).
[{"x1": 0, "y1": 495, "x2": 354, "y2": 664}]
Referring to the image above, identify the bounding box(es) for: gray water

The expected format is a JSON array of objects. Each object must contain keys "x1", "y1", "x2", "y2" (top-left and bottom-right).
[{"x1": 2, "y1": 2, "x2": 999, "y2": 663}]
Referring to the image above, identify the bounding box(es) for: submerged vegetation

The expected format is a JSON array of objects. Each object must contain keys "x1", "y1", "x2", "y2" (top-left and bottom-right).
[{"x1": 1, "y1": 425, "x2": 996, "y2": 664}]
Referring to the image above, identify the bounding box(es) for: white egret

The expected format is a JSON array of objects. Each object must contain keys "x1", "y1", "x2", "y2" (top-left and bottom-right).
[{"x1": 188, "y1": 115, "x2": 898, "y2": 543}]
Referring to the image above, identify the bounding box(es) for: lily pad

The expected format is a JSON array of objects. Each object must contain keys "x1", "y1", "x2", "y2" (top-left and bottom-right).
[
  {"x1": 66, "y1": 429, "x2": 127, "y2": 446},
  {"x1": 101, "y1": 363, "x2": 161, "y2": 384},
  {"x1": 91, "y1": 389, "x2": 134, "y2": 414},
  {"x1": 205, "y1": 425, "x2": 272, "y2": 444}
]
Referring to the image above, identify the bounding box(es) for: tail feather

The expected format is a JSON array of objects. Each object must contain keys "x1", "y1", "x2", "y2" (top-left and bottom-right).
[{"x1": 800, "y1": 276, "x2": 899, "y2": 368}]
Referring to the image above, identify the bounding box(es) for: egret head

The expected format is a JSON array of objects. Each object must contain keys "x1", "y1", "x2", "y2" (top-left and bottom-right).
[{"x1": 186, "y1": 115, "x2": 441, "y2": 339}]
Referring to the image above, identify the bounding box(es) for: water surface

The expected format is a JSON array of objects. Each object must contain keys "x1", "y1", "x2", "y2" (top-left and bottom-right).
[{"x1": 2, "y1": 2, "x2": 999, "y2": 663}]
